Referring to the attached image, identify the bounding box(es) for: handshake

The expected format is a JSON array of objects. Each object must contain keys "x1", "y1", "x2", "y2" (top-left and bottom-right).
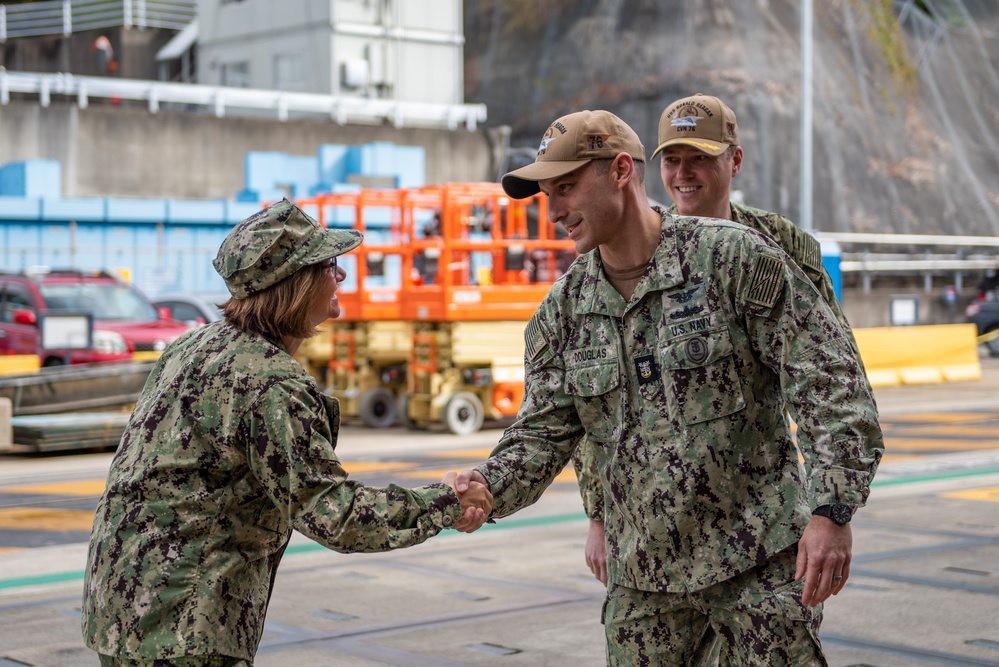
[{"x1": 442, "y1": 469, "x2": 492, "y2": 533}]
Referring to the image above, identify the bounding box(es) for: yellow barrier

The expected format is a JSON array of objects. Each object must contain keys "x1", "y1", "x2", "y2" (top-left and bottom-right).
[
  {"x1": 853, "y1": 323, "x2": 981, "y2": 388},
  {"x1": 0, "y1": 355, "x2": 41, "y2": 376}
]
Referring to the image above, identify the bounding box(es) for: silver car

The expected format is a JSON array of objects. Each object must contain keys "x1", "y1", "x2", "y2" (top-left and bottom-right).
[{"x1": 153, "y1": 292, "x2": 228, "y2": 327}]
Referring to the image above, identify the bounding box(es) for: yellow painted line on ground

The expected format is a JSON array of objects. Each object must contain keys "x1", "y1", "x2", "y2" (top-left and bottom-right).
[
  {"x1": 341, "y1": 461, "x2": 417, "y2": 473},
  {"x1": 397, "y1": 465, "x2": 579, "y2": 483},
  {"x1": 941, "y1": 487, "x2": 999, "y2": 503},
  {"x1": 0, "y1": 480, "x2": 106, "y2": 496},
  {"x1": 879, "y1": 454, "x2": 923, "y2": 463},
  {"x1": 884, "y1": 438, "x2": 999, "y2": 451},
  {"x1": 0, "y1": 467, "x2": 424, "y2": 494},
  {"x1": 890, "y1": 425, "x2": 999, "y2": 437},
  {"x1": 886, "y1": 413, "x2": 999, "y2": 424},
  {"x1": 0, "y1": 508, "x2": 96, "y2": 531},
  {"x1": 552, "y1": 467, "x2": 578, "y2": 483},
  {"x1": 397, "y1": 467, "x2": 480, "y2": 480},
  {"x1": 427, "y1": 448, "x2": 496, "y2": 459}
]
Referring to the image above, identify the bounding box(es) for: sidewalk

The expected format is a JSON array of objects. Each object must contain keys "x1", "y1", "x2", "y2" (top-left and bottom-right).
[{"x1": 871, "y1": 354, "x2": 999, "y2": 416}]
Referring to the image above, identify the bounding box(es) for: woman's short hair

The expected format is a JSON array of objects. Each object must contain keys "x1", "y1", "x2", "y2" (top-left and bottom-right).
[{"x1": 222, "y1": 260, "x2": 330, "y2": 340}]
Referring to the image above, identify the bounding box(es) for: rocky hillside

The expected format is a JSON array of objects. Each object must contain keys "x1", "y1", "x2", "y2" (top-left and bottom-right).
[{"x1": 463, "y1": 0, "x2": 999, "y2": 237}]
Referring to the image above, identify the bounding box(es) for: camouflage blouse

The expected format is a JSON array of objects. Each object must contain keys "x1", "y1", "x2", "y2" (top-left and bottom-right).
[
  {"x1": 82, "y1": 320, "x2": 460, "y2": 660},
  {"x1": 575, "y1": 202, "x2": 865, "y2": 521},
  {"x1": 478, "y1": 211, "x2": 882, "y2": 593}
]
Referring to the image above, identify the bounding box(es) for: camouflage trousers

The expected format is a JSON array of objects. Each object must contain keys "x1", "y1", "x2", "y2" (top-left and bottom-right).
[
  {"x1": 98, "y1": 655, "x2": 251, "y2": 667},
  {"x1": 602, "y1": 545, "x2": 827, "y2": 667}
]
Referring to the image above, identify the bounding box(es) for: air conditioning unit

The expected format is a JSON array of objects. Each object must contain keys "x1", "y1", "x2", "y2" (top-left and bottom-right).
[{"x1": 341, "y1": 59, "x2": 369, "y2": 89}]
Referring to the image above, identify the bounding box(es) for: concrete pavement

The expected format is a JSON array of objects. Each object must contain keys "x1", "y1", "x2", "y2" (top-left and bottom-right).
[{"x1": 1, "y1": 359, "x2": 998, "y2": 666}]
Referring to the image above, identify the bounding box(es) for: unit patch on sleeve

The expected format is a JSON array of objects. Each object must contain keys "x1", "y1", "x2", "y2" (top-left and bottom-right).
[{"x1": 746, "y1": 253, "x2": 785, "y2": 309}]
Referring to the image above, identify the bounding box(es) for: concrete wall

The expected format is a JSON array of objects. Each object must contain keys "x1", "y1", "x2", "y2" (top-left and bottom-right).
[{"x1": 0, "y1": 101, "x2": 498, "y2": 200}]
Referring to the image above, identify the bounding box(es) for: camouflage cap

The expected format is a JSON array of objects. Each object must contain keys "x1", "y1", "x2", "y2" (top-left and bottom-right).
[
  {"x1": 213, "y1": 198, "x2": 363, "y2": 299},
  {"x1": 502, "y1": 110, "x2": 646, "y2": 199},
  {"x1": 651, "y1": 93, "x2": 739, "y2": 158}
]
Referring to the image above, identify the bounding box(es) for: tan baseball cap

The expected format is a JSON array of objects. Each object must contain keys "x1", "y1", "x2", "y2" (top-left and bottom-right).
[
  {"x1": 501, "y1": 110, "x2": 646, "y2": 199},
  {"x1": 651, "y1": 93, "x2": 739, "y2": 158}
]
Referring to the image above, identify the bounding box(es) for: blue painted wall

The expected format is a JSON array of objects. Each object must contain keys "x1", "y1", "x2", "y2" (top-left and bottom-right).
[
  {"x1": 0, "y1": 142, "x2": 426, "y2": 298},
  {"x1": 0, "y1": 160, "x2": 61, "y2": 198},
  {"x1": 820, "y1": 239, "x2": 843, "y2": 302}
]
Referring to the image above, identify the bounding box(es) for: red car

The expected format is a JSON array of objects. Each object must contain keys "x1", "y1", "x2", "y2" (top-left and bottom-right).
[{"x1": 0, "y1": 269, "x2": 192, "y2": 366}]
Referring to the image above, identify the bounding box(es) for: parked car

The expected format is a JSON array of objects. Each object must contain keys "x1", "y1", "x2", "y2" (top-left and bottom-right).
[
  {"x1": 965, "y1": 290, "x2": 999, "y2": 357},
  {"x1": 154, "y1": 292, "x2": 228, "y2": 327},
  {"x1": 0, "y1": 269, "x2": 192, "y2": 366}
]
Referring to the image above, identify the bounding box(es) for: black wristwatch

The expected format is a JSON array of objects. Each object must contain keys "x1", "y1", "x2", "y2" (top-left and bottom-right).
[{"x1": 812, "y1": 503, "x2": 853, "y2": 526}]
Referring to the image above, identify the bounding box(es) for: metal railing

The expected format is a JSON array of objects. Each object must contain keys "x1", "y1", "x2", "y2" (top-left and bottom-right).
[
  {"x1": 818, "y1": 232, "x2": 999, "y2": 249},
  {"x1": 0, "y1": 70, "x2": 488, "y2": 130},
  {"x1": 0, "y1": 0, "x2": 195, "y2": 40},
  {"x1": 817, "y1": 231, "x2": 999, "y2": 292}
]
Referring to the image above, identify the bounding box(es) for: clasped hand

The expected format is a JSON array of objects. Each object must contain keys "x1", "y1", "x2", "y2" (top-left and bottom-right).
[{"x1": 442, "y1": 469, "x2": 493, "y2": 532}]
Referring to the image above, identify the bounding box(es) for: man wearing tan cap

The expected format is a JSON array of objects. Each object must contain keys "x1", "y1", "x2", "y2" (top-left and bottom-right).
[
  {"x1": 653, "y1": 93, "x2": 841, "y2": 307},
  {"x1": 580, "y1": 94, "x2": 862, "y2": 586},
  {"x1": 455, "y1": 109, "x2": 882, "y2": 665}
]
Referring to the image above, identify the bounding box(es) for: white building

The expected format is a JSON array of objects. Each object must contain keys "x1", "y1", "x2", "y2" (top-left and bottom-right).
[{"x1": 196, "y1": 0, "x2": 466, "y2": 106}]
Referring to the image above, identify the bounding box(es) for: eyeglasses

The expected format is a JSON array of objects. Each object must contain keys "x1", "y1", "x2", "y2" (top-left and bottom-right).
[{"x1": 328, "y1": 256, "x2": 338, "y2": 273}]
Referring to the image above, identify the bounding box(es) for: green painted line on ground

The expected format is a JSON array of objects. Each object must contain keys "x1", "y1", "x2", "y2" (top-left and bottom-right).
[
  {"x1": 0, "y1": 569, "x2": 85, "y2": 590},
  {"x1": 284, "y1": 510, "x2": 591, "y2": 557},
  {"x1": 475, "y1": 511, "x2": 589, "y2": 532},
  {"x1": 0, "y1": 512, "x2": 593, "y2": 590},
  {"x1": 872, "y1": 465, "x2": 999, "y2": 487},
  {"x1": 5, "y1": 464, "x2": 999, "y2": 592}
]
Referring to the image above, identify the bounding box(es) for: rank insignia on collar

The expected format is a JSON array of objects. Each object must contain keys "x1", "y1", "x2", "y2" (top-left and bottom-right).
[{"x1": 634, "y1": 354, "x2": 658, "y2": 385}]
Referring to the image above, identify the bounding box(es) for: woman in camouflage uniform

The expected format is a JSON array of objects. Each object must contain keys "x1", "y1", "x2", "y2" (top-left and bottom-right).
[{"x1": 82, "y1": 199, "x2": 491, "y2": 666}]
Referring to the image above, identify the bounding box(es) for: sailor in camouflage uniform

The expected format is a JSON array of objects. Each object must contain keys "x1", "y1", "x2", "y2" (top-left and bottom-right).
[
  {"x1": 653, "y1": 93, "x2": 851, "y2": 337},
  {"x1": 578, "y1": 94, "x2": 868, "y2": 595},
  {"x1": 82, "y1": 199, "x2": 492, "y2": 666},
  {"x1": 457, "y1": 110, "x2": 883, "y2": 666}
]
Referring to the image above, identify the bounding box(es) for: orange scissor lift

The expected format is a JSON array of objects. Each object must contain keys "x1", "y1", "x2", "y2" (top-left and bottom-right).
[
  {"x1": 400, "y1": 183, "x2": 575, "y2": 434},
  {"x1": 302, "y1": 183, "x2": 575, "y2": 434},
  {"x1": 298, "y1": 188, "x2": 413, "y2": 427}
]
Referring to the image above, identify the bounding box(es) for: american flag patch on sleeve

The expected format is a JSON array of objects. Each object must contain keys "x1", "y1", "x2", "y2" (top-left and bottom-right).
[
  {"x1": 525, "y1": 315, "x2": 547, "y2": 360},
  {"x1": 798, "y1": 233, "x2": 823, "y2": 274},
  {"x1": 746, "y1": 253, "x2": 785, "y2": 309}
]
